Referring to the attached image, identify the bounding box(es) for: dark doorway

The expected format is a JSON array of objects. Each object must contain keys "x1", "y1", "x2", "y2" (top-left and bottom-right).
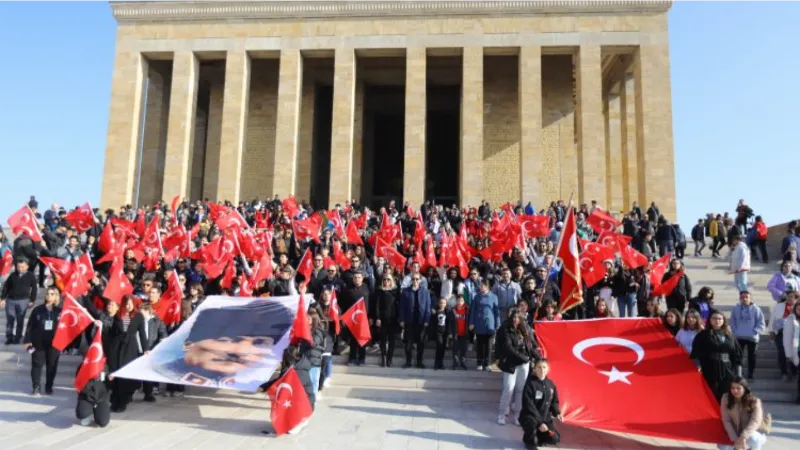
[
  {"x1": 426, "y1": 85, "x2": 460, "y2": 204},
  {"x1": 310, "y1": 85, "x2": 333, "y2": 209},
  {"x1": 362, "y1": 86, "x2": 405, "y2": 208}
]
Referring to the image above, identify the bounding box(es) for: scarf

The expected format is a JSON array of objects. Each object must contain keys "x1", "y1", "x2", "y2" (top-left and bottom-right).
[{"x1": 785, "y1": 302, "x2": 793, "y2": 319}]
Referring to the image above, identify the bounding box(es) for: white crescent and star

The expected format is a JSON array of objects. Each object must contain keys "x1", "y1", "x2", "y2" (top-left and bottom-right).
[
  {"x1": 351, "y1": 309, "x2": 365, "y2": 323},
  {"x1": 275, "y1": 382, "x2": 293, "y2": 407},
  {"x1": 87, "y1": 342, "x2": 104, "y2": 363},
  {"x1": 572, "y1": 337, "x2": 645, "y2": 385},
  {"x1": 61, "y1": 310, "x2": 78, "y2": 329}
]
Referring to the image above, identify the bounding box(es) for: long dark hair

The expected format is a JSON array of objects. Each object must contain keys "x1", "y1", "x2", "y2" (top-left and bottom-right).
[{"x1": 726, "y1": 376, "x2": 758, "y2": 412}]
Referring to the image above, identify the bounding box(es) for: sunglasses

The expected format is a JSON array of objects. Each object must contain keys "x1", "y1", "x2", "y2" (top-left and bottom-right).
[{"x1": 412, "y1": 277, "x2": 421, "y2": 281}]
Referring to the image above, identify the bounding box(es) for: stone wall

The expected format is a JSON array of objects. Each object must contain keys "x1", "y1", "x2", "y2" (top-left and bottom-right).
[
  {"x1": 240, "y1": 59, "x2": 279, "y2": 201},
  {"x1": 482, "y1": 55, "x2": 520, "y2": 207},
  {"x1": 541, "y1": 55, "x2": 577, "y2": 205},
  {"x1": 137, "y1": 62, "x2": 171, "y2": 207}
]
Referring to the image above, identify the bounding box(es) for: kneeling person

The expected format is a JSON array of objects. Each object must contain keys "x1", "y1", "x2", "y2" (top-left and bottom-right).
[{"x1": 519, "y1": 359, "x2": 562, "y2": 449}]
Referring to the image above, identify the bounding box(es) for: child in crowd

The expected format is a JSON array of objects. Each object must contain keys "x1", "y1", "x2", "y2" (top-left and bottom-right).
[
  {"x1": 433, "y1": 298, "x2": 450, "y2": 370},
  {"x1": 519, "y1": 359, "x2": 562, "y2": 450},
  {"x1": 448, "y1": 294, "x2": 469, "y2": 370}
]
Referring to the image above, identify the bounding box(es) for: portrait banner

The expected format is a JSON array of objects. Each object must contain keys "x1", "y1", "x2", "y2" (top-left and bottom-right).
[{"x1": 113, "y1": 295, "x2": 308, "y2": 392}]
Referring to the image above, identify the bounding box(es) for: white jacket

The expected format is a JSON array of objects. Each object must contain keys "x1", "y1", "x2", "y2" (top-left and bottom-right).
[
  {"x1": 728, "y1": 242, "x2": 751, "y2": 274},
  {"x1": 783, "y1": 313, "x2": 800, "y2": 366},
  {"x1": 769, "y1": 302, "x2": 791, "y2": 333}
]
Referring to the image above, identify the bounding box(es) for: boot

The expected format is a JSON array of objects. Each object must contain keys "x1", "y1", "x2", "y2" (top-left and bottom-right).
[
  {"x1": 380, "y1": 355, "x2": 386, "y2": 367},
  {"x1": 403, "y1": 359, "x2": 412, "y2": 369},
  {"x1": 386, "y1": 353, "x2": 393, "y2": 367}
]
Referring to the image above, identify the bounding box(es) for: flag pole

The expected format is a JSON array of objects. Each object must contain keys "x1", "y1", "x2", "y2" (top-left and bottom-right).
[{"x1": 538, "y1": 192, "x2": 573, "y2": 299}]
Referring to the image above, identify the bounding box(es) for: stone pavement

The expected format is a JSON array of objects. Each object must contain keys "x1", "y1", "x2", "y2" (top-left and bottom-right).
[{"x1": 1, "y1": 243, "x2": 799, "y2": 449}]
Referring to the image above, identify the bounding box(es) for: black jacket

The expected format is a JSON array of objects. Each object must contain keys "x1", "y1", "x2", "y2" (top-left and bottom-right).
[
  {"x1": 663, "y1": 271, "x2": 692, "y2": 304},
  {"x1": 12, "y1": 235, "x2": 41, "y2": 266},
  {"x1": 1, "y1": 270, "x2": 38, "y2": 302},
  {"x1": 496, "y1": 323, "x2": 531, "y2": 374},
  {"x1": 305, "y1": 327, "x2": 326, "y2": 366},
  {"x1": 372, "y1": 289, "x2": 398, "y2": 321},
  {"x1": 520, "y1": 374, "x2": 561, "y2": 426},
  {"x1": 23, "y1": 304, "x2": 61, "y2": 350},
  {"x1": 341, "y1": 283, "x2": 370, "y2": 315}
]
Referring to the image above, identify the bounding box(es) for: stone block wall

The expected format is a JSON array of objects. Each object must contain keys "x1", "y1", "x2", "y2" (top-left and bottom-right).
[
  {"x1": 541, "y1": 55, "x2": 577, "y2": 205},
  {"x1": 240, "y1": 59, "x2": 279, "y2": 201},
  {"x1": 482, "y1": 55, "x2": 520, "y2": 207}
]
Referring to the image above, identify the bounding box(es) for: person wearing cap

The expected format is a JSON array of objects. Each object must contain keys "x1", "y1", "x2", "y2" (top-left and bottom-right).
[
  {"x1": 1, "y1": 259, "x2": 38, "y2": 345},
  {"x1": 730, "y1": 291, "x2": 766, "y2": 380}
]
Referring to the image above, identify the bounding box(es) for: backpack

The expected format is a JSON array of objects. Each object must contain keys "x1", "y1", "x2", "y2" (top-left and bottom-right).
[{"x1": 756, "y1": 222, "x2": 768, "y2": 240}]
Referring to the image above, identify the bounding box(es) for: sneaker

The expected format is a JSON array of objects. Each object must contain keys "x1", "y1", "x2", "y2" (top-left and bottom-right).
[
  {"x1": 497, "y1": 415, "x2": 506, "y2": 425},
  {"x1": 323, "y1": 379, "x2": 332, "y2": 388},
  {"x1": 80, "y1": 417, "x2": 92, "y2": 427},
  {"x1": 403, "y1": 362, "x2": 412, "y2": 369},
  {"x1": 44, "y1": 387, "x2": 53, "y2": 395},
  {"x1": 316, "y1": 393, "x2": 323, "y2": 401},
  {"x1": 484, "y1": 366, "x2": 493, "y2": 372},
  {"x1": 173, "y1": 391, "x2": 184, "y2": 398},
  {"x1": 461, "y1": 362, "x2": 468, "y2": 370},
  {"x1": 513, "y1": 417, "x2": 521, "y2": 427},
  {"x1": 31, "y1": 386, "x2": 41, "y2": 397},
  {"x1": 357, "y1": 359, "x2": 365, "y2": 366},
  {"x1": 4, "y1": 338, "x2": 11, "y2": 345},
  {"x1": 477, "y1": 365, "x2": 484, "y2": 371},
  {"x1": 346, "y1": 360, "x2": 355, "y2": 366},
  {"x1": 467, "y1": 344, "x2": 473, "y2": 352},
  {"x1": 143, "y1": 395, "x2": 156, "y2": 403},
  {"x1": 416, "y1": 362, "x2": 426, "y2": 369}
]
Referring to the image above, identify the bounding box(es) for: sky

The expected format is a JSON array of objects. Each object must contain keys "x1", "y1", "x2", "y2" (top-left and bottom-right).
[{"x1": 0, "y1": 1, "x2": 798, "y2": 228}]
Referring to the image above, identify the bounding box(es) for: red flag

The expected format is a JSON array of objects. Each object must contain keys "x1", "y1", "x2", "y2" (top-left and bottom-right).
[
  {"x1": 519, "y1": 215, "x2": 550, "y2": 239},
  {"x1": 216, "y1": 209, "x2": 250, "y2": 231},
  {"x1": 75, "y1": 253, "x2": 96, "y2": 282},
  {"x1": 597, "y1": 230, "x2": 632, "y2": 253},
  {"x1": 327, "y1": 210, "x2": 345, "y2": 237},
  {"x1": 535, "y1": 319, "x2": 729, "y2": 444},
  {"x1": 98, "y1": 222, "x2": 115, "y2": 253},
  {"x1": 65, "y1": 202, "x2": 97, "y2": 234},
  {"x1": 579, "y1": 249, "x2": 609, "y2": 288},
  {"x1": 296, "y1": 249, "x2": 313, "y2": 283},
  {"x1": 266, "y1": 367, "x2": 313, "y2": 435},
  {"x1": 63, "y1": 266, "x2": 90, "y2": 299},
  {"x1": 425, "y1": 237, "x2": 437, "y2": 269},
  {"x1": 103, "y1": 260, "x2": 133, "y2": 305},
  {"x1": 40, "y1": 257, "x2": 73, "y2": 284},
  {"x1": 556, "y1": 207, "x2": 582, "y2": 315},
  {"x1": 383, "y1": 246, "x2": 408, "y2": 274},
  {"x1": 135, "y1": 210, "x2": 146, "y2": 238},
  {"x1": 111, "y1": 217, "x2": 138, "y2": 239},
  {"x1": 0, "y1": 250, "x2": 12, "y2": 277},
  {"x1": 293, "y1": 218, "x2": 321, "y2": 243},
  {"x1": 206, "y1": 202, "x2": 228, "y2": 221},
  {"x1": 282, "y1": 196, "x2": 300, "y2": 219},
  {"x1": 97, "y1": 241, "x2": 125, "y2": 265},
  {"x1": 74, "y1": 325, "x2": 106, "y2": 393},
  {"x1": 352, "y1": 211, "x2": 368, "y2": 230},
  {"x1": 653, "y1": 269, "x2": 684, "y2": 297},
  {"x1": 649, "y1": 253, "x2": 671, "y2": 291},
  {"x1": 586, "y1": 208, "x2": 621, "y2": 234},
  {"x1": 238, "y1": 274, "x2": 253, "y2": 297},
  {"x1": 345, "y1": 220, "x2": 363, "y2": 246},
  {"x1": 255, "y1": 210, "x2": 270, "y2": 229},
  {"x1": 620, "y1": 244, "x2": 649, "y2": 269},
  {"x1": 200, "y1": 257, "x2": 228, "y2": 280},
  {"x1": 290, "y1": 295, "x2": 312, "y2": 345},
  {"x1": 7, "y1": 205, "x2": 43, "y2": 242},
  {"x1": 342, "y1": 298, "x2": 371, "y2": 346},
  {"x1": 333, "y1": 241, "x2": 351, "y2": 271},
  {"x1": 170, "y1": 195, "x2": 181, "y2": 223},
  {"x1": 330, "y1": 290, "x2": 341, "y2": 335},
  {"x1": 155, "y1": 272, "x2": 182, "y2": 326},
  {"x1": 52, "y1": 293, "x2": 94, "y2": 351},
  {"x1": 413, "y1": 214, "x2": 426, "y2": 248},
  {"x1": 250, "y1": 253, "x2": 274, "y2": 287},
  {"x1": 140, "y1": 217, "x2": 162, "y2": 253}
]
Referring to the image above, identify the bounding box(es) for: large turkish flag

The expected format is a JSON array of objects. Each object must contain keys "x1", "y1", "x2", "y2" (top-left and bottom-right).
[{"x1": 535, "y1": 318, "x2": 730, "y2": 445}]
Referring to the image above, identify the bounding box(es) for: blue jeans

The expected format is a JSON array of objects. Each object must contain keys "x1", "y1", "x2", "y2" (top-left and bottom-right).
[
  {"x1": 617, "y1": 294, "x2": 637, "y2": 318},
  {"x1": 718, "y1": 431, "x2": 766, "y2": 450},
  {"x1": 734, "y1": 272, "x2": 748, "y2": 293},
  {"x1": 309, "y1": 366, "x2": 320, "y2": 398},
  {"x1": 5, "y1": 299, "x2": 28, "y2": 342}
]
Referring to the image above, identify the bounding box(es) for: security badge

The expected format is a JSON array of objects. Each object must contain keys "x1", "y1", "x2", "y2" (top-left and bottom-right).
[
  {"x1": 44, "y1": 320, "x2": 53, "y2": 331},
  {"x1": 535, "y1": 390, "x2": 543, "y2": 400}
]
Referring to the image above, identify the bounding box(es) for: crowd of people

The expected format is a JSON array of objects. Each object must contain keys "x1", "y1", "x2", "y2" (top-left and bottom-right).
[{"x1": 0, "y1": 194, "x2": 795, "y2": 449}]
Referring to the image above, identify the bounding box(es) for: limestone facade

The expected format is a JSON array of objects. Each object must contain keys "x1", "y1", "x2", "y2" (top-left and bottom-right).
[{"x1": 100, "y1": 0, "x2": 677, "y2": 219}]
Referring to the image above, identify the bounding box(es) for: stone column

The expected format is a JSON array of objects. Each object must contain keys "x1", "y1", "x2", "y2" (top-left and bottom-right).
[
  {"x1": 328, "y1": 48, "x2": 356, "y2": 207},
  {"x1": 606, "y1": 91, "x2": 624, "y2": 213},
  {"x1": 620, "y1": 72, "x2": 639, "y2": 208},
  {"x1": 162, "y1": 51, "x2": 199, "y2": 201},
  {"x1": 519, "y1": 46, "x2": 543, "y2": 209},
  {"x1": 203, "y1": 72, "x2": 225, "y2": 201},
  {"x1": 216, "y1": 51, "x2": 251, "y2": 204},
  {"x1": 576, "y1": 45, "x2": 606, "y2": 206},
  {"x1": 635, "y1": 44, "x2": 676, "y2": 220},
  {"x1": 295, "y1": 78, "x2": 315, "y2": 200},
  {"x1": 460, "y1": 46, "x2": 483, "y2": 207},
  {"x1": 352, "y1": 82, "x2": 365, "y2": 201},
  {"x1": 100, "y1": 52, "x2": 148, "y2": 210},
  {"x1": 404, "y1": 47, "x2": 427, "y2": 207},
  {"x1": 272, "y1": 49, "x2": 303, "y2": 197}
]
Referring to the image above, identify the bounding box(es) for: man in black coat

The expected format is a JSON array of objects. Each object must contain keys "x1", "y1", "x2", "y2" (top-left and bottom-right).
[
  {"x1": 1, "y1": 259, "x2": 38, "y2": 344},
  {"x1": 342, "y1": 271, "x2": 370, "y2": 365},
  {"x1": 519, "y1": 359, "x2": 562, "y2": 450}
]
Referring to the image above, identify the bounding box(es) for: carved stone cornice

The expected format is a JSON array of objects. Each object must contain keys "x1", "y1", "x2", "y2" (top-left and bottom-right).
[{"x1": 111, "y1": 1, "x2": 672, "y2": 23}]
